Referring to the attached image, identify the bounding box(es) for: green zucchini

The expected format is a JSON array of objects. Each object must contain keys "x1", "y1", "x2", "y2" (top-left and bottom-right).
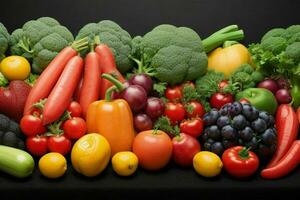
[{"x1": 0, "y1": 145, "x2": 35, "y2": 178}]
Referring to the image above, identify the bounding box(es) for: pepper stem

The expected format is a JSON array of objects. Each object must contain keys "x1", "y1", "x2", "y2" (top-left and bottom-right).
[
  {"x1": 238, "y1": 147, "x2": 250, "y2": 159},
  {"x1": 102, "y1": 73, "x2": 126, "y2": 92},
  {"x1": 223, "y1": 40, "x2": 239, "y2": 48},
  {"x1": 105, "y1": 86, "x2": 118, "y2": 101}
]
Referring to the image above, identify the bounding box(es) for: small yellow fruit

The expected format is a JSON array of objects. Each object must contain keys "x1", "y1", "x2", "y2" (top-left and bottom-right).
[
  {"x1": 38, "y1": 153, "x2": 67, "y2": 179},
  {"x1": 71, "y1": 133, "x2": 111, "y2": 177},
  {"x1": 0, "y1": 56, "x2": 31, "y2": 80},
  {"x1": 193, "y1": 151, "x2": 223, "y2": 177},
  {"x1": 112, "y1": 151, "x2": 138, "y2": 176}
]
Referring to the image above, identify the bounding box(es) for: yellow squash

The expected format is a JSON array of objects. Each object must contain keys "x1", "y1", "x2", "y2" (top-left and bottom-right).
[
  {"x1": 71, "y1": 133, "x2": 111, "y2": 177},
  {"x1": 208, "y1": 42, "x2": 251, "y2": 78}
]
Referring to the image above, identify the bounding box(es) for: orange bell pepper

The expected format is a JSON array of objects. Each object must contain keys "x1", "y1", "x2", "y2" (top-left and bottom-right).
[{"x1": 86, "y1": 86, "x2": 135, "y2": 155}]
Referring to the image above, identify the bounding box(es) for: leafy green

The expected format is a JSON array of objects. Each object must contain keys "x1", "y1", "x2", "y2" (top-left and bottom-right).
[
  {"x1": 10, "y1": 17, "x2": 74, "y2": 74},
  {"x1": 76, "y1": 20, "x2": 133, "y2": 74},
  {"x1": 0, "y1": 23, "x2": 9, "y2": 61},
  {"x1": 0, "y1": 72, "x2": 8, "y2": 87},
  {"x1": 154, "y1": 116, "x2": 179, "y2": 136},
  {"x1": 24, "y1": 73, "x2": 39, "y2": 86},
  {"x1": 153, "y1": 82, "x2": 167, "y2": 97}
]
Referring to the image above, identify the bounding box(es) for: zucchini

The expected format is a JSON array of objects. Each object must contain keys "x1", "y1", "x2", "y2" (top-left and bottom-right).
[{"x1": 0, "y1": 145, "x2": 35, "y2": 178}]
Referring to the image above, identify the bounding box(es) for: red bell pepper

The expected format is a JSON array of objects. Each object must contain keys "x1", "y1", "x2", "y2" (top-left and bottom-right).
[
  {"x1": 266, "y1": 104, "x2": 299, "y2": 168},
  {"x1": 261, "y1": 140, "x2": 300, "y2": 179}
]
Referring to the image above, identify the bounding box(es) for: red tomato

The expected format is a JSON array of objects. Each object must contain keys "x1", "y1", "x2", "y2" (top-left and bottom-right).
[
  {"x1": 48, "y1": 135, "x2": 72, "y2": 155},
  {"x1": 185, "y1": 101, "x2": 205, "y2": 118},
  {"x1": 67, "y1": 101, "x2": 82, "y2": 117},
  {"x1": 26, "y1": 136, "x2": 48, "y2": 157},
  {"x1": 63, "y1": 117, "x2": 87, "y2": 139},
  {"x1": 222, "y1": 146, "x2": 259, "y2": 178},
  {"x1": 218, "y1": 80, "x2": 229, "y2": 91},
  {"x1": 179, "y1": 118, "x2": 204, "y2": 138},
  {"x1": 164, "y1": 102, "x2": 186, "y2": 124},
  {"x1": 165, "y1": 86, "x2": 183, "y2": 102},
  {"x1": 132, "y1": 130, "x2": 173, "y2": 170},
  {"x1": 20, "y1": 115, "x2": 47, "y2": 137},
  {"x1": 172, "y1": 133, "x2": 201, "y2": 167},
  {"x1": 210, "y1": 92, "x2": 234, "y2": 109}
]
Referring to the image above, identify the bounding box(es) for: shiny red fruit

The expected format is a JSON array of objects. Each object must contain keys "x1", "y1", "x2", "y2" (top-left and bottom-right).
[{"x1": 210, "y1": 92, "x2": 234, "y2": 109}]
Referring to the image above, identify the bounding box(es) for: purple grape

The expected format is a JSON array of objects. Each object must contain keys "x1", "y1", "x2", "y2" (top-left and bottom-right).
[
  {"x1": 134, "y1": 113, "x2": 153, "y2": 132},
  {"x1": 121, "y1": 85, "x2": 147, "y2": 113},
  {"x1": 145, "y1": 97, "x2": 165, "y2": 119},
  {"x1": 128, "y1": 74, "x2": 153, "y2": 95}
]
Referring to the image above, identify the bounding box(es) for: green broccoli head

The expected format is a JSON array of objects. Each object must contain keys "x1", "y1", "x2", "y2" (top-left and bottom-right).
[
  {"x1": 10, "y1": 17, "x2": 74, "y2": 74},
  {"x1": 285, "y1": 25, "x2": 300, "y2": 39},
  {"x1": 0, "y1": 23, "x2": 10, "y2": 60},
  {"x1": 136, "y1": 24, "x2": 207, "y2": 85},
  {"x1": 76, "y1": 20, "x2": 133, "y2": 74},
  {"x1": 131, "y1": 36, "x2": 143, "y2": 58},
  {"x1": 285, "y1": 42, "x2": 300, "y2": 64},
  {"x1": 261, "y1": 28, "x2": 286, "y2": 42},
  {"x1": 261, "y1": 36, "x2": 287, "y2": 54}
]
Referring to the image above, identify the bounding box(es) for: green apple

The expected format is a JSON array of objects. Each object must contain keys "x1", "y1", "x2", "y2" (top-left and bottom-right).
[{"x1": 236, "y1": 88, "x2": 278, "y2": 115}]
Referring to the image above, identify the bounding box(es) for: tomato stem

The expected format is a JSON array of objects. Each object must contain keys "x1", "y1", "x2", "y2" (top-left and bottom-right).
[{"x1": 238, "y1": 147, "x2": 250, "y2": 159}]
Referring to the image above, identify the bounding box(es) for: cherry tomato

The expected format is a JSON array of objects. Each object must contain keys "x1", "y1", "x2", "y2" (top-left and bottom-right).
[
  {"x1": 164, "y1": 102, "x2": 186, "y2": 124},
  {"x1": 67, "y1": 101, "x2": 82, "y2": 117},
  {"x1": 222, "y1": 146, "x2": 259, "y2": 178},
  {"x1": 63, "y1": 117, "x2": 87, "y2": 139},
  {"x1": 165, "y1": 86, "x2": 183, "y2": 102},
  {"x1": 182, "y1": 81, "x2": 195, "y2": 89},
  {"x1": 210, "y1": 92, "x2": 234, "y2": 109},
  {"x1": 20, "y1": 115, "x2": 47, "y2": 137},
  {"x1": 132, "y1": 130, "x2": 173, "y2": 171},
  {"x1": 218, "y1": 80, "x2": 229, "y2": 91},
  {"x1": 26, "y1": 136, "x2": 48, "y2": 157},
  {"x1": 48, "y1": 135, "x2": 72, "y2": 155},
  {"x1": 172, "y1": 133, "x2": 201, "y2": 167},
  {"x1": 185, "y1": 101, "x2": 205, "y2": 118},
  {"x1": 179, "y1": 118, "x2": 204, "y2": 138}
]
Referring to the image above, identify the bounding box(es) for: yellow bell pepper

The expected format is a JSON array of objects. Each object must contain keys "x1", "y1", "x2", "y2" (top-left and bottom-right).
[
  {"x1": 208, "y1": 41, "x2": 251, "y2": 78},
  {"x1": 86, "y1": 86, "x2": 135, "y2": 156},
  {"x1": 71, "y1": 133, "x2": 111, "y2": 177}
]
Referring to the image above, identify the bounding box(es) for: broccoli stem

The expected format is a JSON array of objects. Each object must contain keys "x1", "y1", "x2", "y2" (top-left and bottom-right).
[
  {"x1": 17, "y1": 37, "x2": 34, "y2": 54},
  {"x1": 202, "y1": 29, "x2": 244, "y2": 53}
]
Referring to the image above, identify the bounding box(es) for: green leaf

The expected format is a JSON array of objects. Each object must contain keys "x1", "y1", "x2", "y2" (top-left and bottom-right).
[{"x1": 153, "y1": 82, "x2": 167, "y2": 96}]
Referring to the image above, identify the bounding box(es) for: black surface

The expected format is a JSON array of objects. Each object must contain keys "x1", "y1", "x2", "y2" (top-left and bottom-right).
[
  {"x1": 1, "y1": 0, "x2": 300, "y2": 199},
  {"x1": 1, "y1": 0, "x2": 300, "y2": 44}
]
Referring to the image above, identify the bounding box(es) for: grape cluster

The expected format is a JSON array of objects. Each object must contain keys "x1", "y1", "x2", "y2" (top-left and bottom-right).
[{"x1": 202, "y1": 102, "x2": 277, "y2": 159}]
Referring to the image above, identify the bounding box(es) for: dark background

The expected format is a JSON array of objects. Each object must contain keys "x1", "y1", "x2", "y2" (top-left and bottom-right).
[
  {"x1": 1, "y1": 0, "x2": 300, "y2": 43},
  {"x1": 1, "y1": 0, "x2": 300, "y2": 199}
]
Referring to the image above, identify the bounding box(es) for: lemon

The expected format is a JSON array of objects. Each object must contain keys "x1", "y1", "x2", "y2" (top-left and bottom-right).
[
  {"x1": 39, "y1": 153, "x2": 67, "y2": 179},
  {"x1": 0, "y1": 56, "x2": 31, "y2": 80},
  {"x1": 193, "y1": 151, "x2": 223, "y2": 177},
  {"x1": 112, "y1": 151, "x2": 138, "y2": 176}
]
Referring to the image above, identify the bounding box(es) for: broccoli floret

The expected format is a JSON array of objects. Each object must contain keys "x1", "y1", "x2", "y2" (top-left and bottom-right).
[
  {"x1": 261, "y1": 28, "x2": 286, "y2": 41},
  {"x1": 76, "y1": 20, "x2": 133, "y2": 74},
  {"x1": 288, "y1": 32, "x2": 300, "y2": 44},
  {"x1": 285, "y1": 42, "x2": 300, "y2": 63},
  {"x1": 0, "y1": 23, "x2": 9, "y2": 61},
  {"x1": 0, "y1": 72, "x2": 8, "y2": 87},
  {"x1": 135, "y1": 24, "x2": 207, "y2": 85},
  {"x1": 285, "y1": 25, "x2": 300, "y2": 39},
  {"x1": 261, "y1": 36, "x2": 287, "y2": 54},
  {"x1": 131, "y1": 35, "x2": 143, "y2": 59},
  {"x1": 10, "y1": 17, "x2": 74, "y2": 74}
]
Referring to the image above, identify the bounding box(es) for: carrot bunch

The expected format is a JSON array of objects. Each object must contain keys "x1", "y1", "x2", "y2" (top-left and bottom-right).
[{"x1": 24, "y1": 36, "x2": 125, "y2": 125}]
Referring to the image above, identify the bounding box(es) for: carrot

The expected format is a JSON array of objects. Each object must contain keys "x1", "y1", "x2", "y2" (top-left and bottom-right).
[
  {"x1": 42, "y1": 56, "x2": 84, "y2": 125},
  {"x1": 74, "y1": 75, "x2": 83, "y2": 102},
  {"x1": 94, "y1": 37, "x2": 125, "y2": 99},
  {"x1": 23, "y1": 38, "x2": 88, "y2": 115},
  {"x1": 79, "y1": 50, "x2": 101, "y2": 118}
]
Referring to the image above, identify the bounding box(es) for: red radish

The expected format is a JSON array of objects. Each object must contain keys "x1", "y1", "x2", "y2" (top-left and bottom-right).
[
  {"x1": 275, "y1": 89, "x2": 292, "y2": 104},
  {"x1": 42, "y1": 56, "x2": 84, "y2": 125},
  {"x1": 172, "y1": 133, "x2": 201, "y2": 167},
  {"x1": 128, "y1": 74, "x2": 153, "y2": 95},
  {"x1": 134, "y1": 113, "x2": 153, "y2": 132},
  {"x1": 257, "y1": 79, "x2": 279, "y2": 94},
  {"x1": 145, "y1": 97, "x2": 165, "y2": 119},
  {"x1": 79, "y1": 51, "x2": 101, "y2": 118},
  {"x1": 95, "y1": 39, "x2": 125, "y2": 99},
  {"x1": 24, "y1": 47, "x2": 77, "y2": 115},
  {"x1": 0, "y1": 81, "x2": 31, "y2": 121}
]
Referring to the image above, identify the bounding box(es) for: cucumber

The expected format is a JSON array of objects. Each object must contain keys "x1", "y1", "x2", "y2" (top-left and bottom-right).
[{"x1": 0, "y1": 145, "x2": 35, "y2": 178}]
